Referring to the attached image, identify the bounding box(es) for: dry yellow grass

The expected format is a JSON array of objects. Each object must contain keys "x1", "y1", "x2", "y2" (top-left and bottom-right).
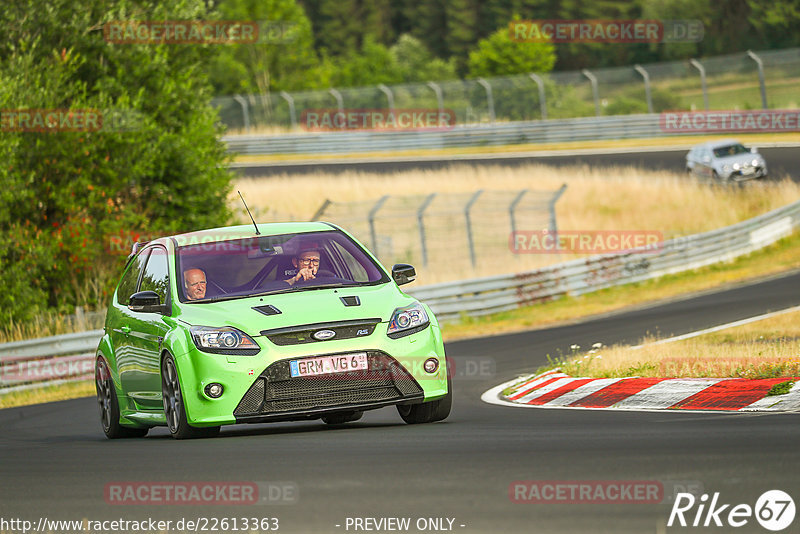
[
  {"x1": 553, "y1": 308, "x2": 800, "y2": 379},
  {"x1": 233, "y1": 164, "x2": 800, "y2": 285},
  {"x1": 0, "y1": 381, "x2": 96, "y2": 409}
]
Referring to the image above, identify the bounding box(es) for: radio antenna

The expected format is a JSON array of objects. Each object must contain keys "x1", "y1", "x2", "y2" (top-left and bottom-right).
[{"x1": 238, "y1": 191, "x2": 260, "y2": 235}]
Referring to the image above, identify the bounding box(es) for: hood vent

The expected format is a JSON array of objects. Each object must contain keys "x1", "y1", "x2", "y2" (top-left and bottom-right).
[
  {"x1": 340, "y1": 296, "x2": 361, "y2": 307},
  {"x1": 253, "y1": 304, "x2": 282, "y2": 316}
]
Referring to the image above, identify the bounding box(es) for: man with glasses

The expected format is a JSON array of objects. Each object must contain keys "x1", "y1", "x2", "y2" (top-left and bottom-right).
[
  {"x1": 183, "y1": 268, "x2": 207, "y2": 300},
  {"x1": 284, "y1": 248, "x2": 321, "y2": 286}
]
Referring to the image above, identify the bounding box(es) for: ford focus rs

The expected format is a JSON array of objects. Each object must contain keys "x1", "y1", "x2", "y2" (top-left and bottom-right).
[{"x1": 95, "y1": 222, "x2": 451, "y2": 439}]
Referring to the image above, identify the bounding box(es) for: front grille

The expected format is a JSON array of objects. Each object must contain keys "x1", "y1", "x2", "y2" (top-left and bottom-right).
[
  {"x1": 233, "y1": 351, "x2": 423, "y2": 417},
  {"x1": 261, "y1": 319, "x2": 381, "y2": 346}
]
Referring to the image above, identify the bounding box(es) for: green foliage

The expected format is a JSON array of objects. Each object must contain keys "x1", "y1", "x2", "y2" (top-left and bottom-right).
[
  {"x1": 207, "y1": 0, "x2": 321, "y2": 94},
  {"x1": 467, "y1": 18, "x2": 556, "y2": 78},
  {"x1": 390, "y1": 34, "x2": 458, "y2": 83},
  {"x1": 0, "y1": 0, "x2": 234, "y2": 325},
  {"x1": 767, "y1": 380, "x2": 797, "y2": 396},
  {"x1": 603, "y1": 86, "x2": 681, "y2": 115}
]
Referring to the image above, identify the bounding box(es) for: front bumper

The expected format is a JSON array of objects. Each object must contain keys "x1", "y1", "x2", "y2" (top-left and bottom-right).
[
  {"x1": 723, "y1": 165, "x2": 767, "y2": 181},
  {"x1": 174, "y1": 322, "x2": 447, "y2": 426},
  {"x1": 233, "y1": 351, "x2": 424, "y2": 423}
]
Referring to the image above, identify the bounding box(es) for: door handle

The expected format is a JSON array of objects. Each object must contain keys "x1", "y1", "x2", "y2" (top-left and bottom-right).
[{"x1": 120, "y1": 325, "x2": 131, "y2": 335}]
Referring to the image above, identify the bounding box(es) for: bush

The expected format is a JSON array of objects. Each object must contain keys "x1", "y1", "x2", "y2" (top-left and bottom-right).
[{"x1": 0, "y1": 0, "x2": 234, "y2": 326}]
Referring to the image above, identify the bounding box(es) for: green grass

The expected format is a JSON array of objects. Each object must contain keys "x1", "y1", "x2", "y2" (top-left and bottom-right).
[{"x1": 767, "y1": 380, "x2": 797, "y2": 396}]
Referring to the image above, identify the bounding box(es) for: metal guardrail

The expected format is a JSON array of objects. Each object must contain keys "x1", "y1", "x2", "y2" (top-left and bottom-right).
[
  {"x1": 223, "y1": 114, "x2": 675, "y2": 155},
  {"x1": 0, "y1": 330, "x2": 102, "y2": 393},
  {"x1": 2, "y1": 198, "x2": 798, "y2": 393},
  {"x1": 407, "y1": 199, "x2": 800, "y2": 321}
]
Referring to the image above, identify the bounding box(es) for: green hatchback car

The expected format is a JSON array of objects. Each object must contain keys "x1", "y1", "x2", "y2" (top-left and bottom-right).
[{"x1": 95, "y1": 222, "x2": 451, "y2": 439}]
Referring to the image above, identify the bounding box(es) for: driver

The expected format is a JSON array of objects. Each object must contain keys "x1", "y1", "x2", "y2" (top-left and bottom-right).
[{"x1": 284, "y1": 248, "x2": 320, "y2": 286}]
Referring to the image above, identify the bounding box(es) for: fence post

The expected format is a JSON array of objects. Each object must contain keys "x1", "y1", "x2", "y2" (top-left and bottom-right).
[
  {"x1": 477, "y1": 78, "x2": 496, "y2": 123},
  {"x1": 378, "y1": 83, "x2": 395, "y2": 114},
  {"x1": 232, "y1": 94, "x2": 250, "y2": 131},
  {"x1": 368, "y1": 195, "x2": 390, "y2": 256},
  {"x1": 465, "y1": 190, "x2": 483, "y2": 267},
  {"x1": 689, "y1": 59, "x2": 709, "y2": 111},
  {"x1": 417, "y1": 193, "x2": 437, "y2": 267},
  {"x1": 746, "y1": 50, "x2": 768, "y2": 109},
  {"x1": 509, "y1": 189, "x2": 528, "y2": 259},
  {"x1": 279, "y1": 91, "x2": 297, "y2": 129},
  {"x1": 581, "y1": 69, "x2": 601, "y2": 117},
  {"x1": 529, "y1": 73, "x2": 547, "y2": 120},
  {"x1": 634, "y1": 65, "x2": 653, "y2": 114},
  {"x1": 311, "y1": 199, "x2": 331, "y2": 221},
  {"x1": 426, "y1": 81, "x2": 444, "y2": 118},
  {"x1": 329, "y1": 88, "x2": 345, "y2": 115},
  {"x1": 549, "y1": 184, "x2": 567, "y2": 238}
]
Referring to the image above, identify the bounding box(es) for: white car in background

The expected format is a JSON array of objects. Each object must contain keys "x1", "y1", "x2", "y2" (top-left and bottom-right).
[{"x1": 686, "y1": 139, "x2": 768, "y2": 182}]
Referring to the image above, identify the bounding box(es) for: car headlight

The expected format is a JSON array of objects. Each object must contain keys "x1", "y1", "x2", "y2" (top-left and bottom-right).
[
  {"x1": 732, "y1": 163, "x2": 740, "y2": 170},
  {"x1": 752, "y1": 159, "x2": 759, "y2": 166},
  {"x1": 387, "y1": 303, "x2": 430, "y2": 339},
  {"x1": 190, "y1": 326, "x2": 260, "y2": 354}
]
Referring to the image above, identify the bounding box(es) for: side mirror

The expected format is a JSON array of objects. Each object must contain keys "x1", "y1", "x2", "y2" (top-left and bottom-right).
[
  {"x1": 129, "y1": 290, "x2": 168, "y2": 314},
  {"x1": 750, "y1": 146, "x2": 759, "y2": 154},
  {"x1": 392, "y1": 264, "x2": 416, "y2": 286}
]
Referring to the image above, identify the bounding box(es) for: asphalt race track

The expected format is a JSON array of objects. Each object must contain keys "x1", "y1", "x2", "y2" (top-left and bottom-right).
[
  {"x1": 234, "y1": 146, "x2": 799, "y2": 181},
  {"x1": 2, "y1": 270, "x2": 800, "y2": 534}
]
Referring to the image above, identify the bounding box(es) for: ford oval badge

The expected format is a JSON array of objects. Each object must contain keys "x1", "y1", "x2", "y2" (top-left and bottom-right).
[{"x1": 312, "y1": 329, "x2": 336, "y2": 341}]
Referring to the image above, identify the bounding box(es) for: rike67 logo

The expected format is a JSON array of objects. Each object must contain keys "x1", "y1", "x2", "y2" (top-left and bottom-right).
[{"x1": 668, "y1": 490, "x2": 795, "y2": 531}]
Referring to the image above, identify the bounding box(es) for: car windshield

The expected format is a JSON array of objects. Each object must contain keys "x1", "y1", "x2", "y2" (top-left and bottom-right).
[
  {"x1": 176, "y1": 230, "x2": 389, "y2": 302},
  {"x1": 713, "y1": 144, "x2": 748, "y2": 158}
]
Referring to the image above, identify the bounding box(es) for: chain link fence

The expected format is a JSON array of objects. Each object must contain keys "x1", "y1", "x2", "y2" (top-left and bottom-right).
[
  {"x1": 304, "y1": 186, "x2": 566, "y2": 274},
  {"x1": 213, "y1": 48, "x2": 800, "y2": 132}
]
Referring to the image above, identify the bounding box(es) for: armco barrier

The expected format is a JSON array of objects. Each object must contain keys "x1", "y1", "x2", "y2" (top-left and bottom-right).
[
  {"x1": 222, "y1": 114, "x2": 675, "y2": 155},
  {"x1": 405, "y1": 200, "x2": 800, "y2": 321},
  {"x1": 0, "y1": 330, "x2": 102, "y2": 393},
  {"x1": 1, "y1": 199, "x2": 799, "y2": 393}
]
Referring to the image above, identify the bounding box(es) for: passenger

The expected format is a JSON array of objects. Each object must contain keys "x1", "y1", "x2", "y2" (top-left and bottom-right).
[{"x1": 184, "y1": 268, "x2": 207, "y2": 300}]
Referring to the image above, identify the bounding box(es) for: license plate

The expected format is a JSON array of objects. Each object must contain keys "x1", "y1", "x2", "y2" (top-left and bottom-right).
[
  {"x1": 742, "y1": 167, "x2": 755, "y2": 175},
  {"x1": 289, "y1": 353, "x2": 368, "y2": 377}
]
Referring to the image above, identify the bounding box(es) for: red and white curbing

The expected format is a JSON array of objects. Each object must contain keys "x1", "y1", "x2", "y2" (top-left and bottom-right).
[{"x1": 483, "y1": 369, "x2": 800, "y2": 413}]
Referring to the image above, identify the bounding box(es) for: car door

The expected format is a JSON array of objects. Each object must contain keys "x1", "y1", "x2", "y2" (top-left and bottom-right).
[
  {"x1": 109, "y1": 248, "x2": 150, "y2": 406},
  {"x1": 698, "y1": 147, "x2": 713, "y2": 177},
  {"x1": 120, "y1": 245, "x2": 171, "y2": 410}
]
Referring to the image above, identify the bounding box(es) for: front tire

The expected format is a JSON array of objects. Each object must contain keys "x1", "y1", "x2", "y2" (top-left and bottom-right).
[
  {"x1": 322, "y1": 411, "x2": 363, "y2": 425},
  {"x1": 397, "y1": 373, "x2": 452, "y2": 424},
  {"x1": 95, "y1": 357, "x2": 148, "y2": 439},
  {"x1": 161, "y1": 353, "x2": 220, "y2": 439}
]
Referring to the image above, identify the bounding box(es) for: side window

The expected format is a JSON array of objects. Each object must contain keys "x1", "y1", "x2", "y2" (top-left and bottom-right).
[
  {"x1": 117, "y1": 250, "x2": 150, "y2": 305},
  {"x1": 140, "y1": 247, "x2": 170, "y2": 304},
  {"x1": 330, "y1": 241, "x2": 368, "y2": 282}
]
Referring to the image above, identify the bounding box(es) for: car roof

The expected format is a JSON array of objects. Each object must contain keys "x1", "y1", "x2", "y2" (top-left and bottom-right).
[
  {"x1": 169, "y1": 222, "x2": 337, "y2": 247},
  {"x1": 705, "y1": 139, "x2": 743, "y2": 149}
]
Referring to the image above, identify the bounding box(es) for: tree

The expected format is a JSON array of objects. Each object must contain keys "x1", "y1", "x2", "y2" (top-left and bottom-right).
[
  {"x1": 390, "y1": 34, "x2": 458, "y2": 82},
  {"x1": 207, "y1": 0, "x2": 320, "y2": 95},
  {"x1": 467, "y1": 18, "x2": 556, "y2": 77},
  {"x1": 0, "y1": 0, "x2": 234, "y2": 325}
]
